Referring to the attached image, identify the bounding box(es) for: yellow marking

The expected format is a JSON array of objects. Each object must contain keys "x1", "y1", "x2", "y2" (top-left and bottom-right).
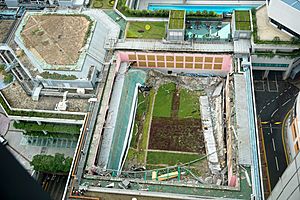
[
  {"x1": 274, "y1": 122, "x2": 282, "y2": 125},
  {"x1": 261, "y1": 121, "x2": 269, "y2": 125},
  {"x1": 282, "y1": 110, "x2": 291, "y2": 164},
  {"x1": 259, "y1": 120, "x2": 272, "y2": 193}
]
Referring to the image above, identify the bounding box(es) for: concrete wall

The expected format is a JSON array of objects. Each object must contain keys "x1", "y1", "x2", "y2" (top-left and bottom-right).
[
  {"x1": 268, "y1": 152, "x2": 300, "y2": 200},
  {"x1": 268, "y1": 0, "x2": 300, "y2": 36}
]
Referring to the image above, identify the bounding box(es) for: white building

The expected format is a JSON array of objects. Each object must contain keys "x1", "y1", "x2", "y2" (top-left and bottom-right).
[{"x1": 267, "y1": 0, "x2": 300, "y2": 37}]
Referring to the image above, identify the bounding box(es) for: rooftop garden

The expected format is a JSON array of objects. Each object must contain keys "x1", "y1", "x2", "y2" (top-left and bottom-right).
[
  {"x1": 169, "y1": 10, "x2": 185, "y2": 30},
  {"x1": 235, "y1": 10, "x2": 251, "y2": 31},
  {"x1": 126, "y1": 22, "x2": 166, "y2": 39},
  {"x1": 92, "y1": 0, "x2": 115, "y2": 9},
  {"x1": 0, "y1": 92, "x2": 85, "y2": 120}
]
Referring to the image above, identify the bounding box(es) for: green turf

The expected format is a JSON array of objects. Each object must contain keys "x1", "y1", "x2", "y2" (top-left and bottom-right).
[
  {"x1": 92, "y1": 0, "x2": 114, "y2": 9},
  {"x1": 153, "y1": 82, "x2": 176, "y2": 118},
  {"x1": 126, "y1": 22, "x2": 166, "y2": 39},
  {"x1": 235, "y1": 10, "x2": 251, "y2": 30},
  {"x1": 147, "y1": 151, "x2": 200, "y2": 166},
  {"x1": 169, "y1": 10, "x2": 185, "y2": 29},
  {"x1": 178, "y1": 89, "x2": 201, "y2": 119}
]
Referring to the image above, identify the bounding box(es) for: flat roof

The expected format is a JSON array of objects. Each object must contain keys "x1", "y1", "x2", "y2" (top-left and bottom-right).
[
  {"x1": 235, "y1": 10, "x2": 251, "y2": 31},
  {"x1": 168, "y1": 10, "x2": 185, "y2": 30},
  {"x1": 282, "y1": 0, "x2": 300, "y2": 11}
]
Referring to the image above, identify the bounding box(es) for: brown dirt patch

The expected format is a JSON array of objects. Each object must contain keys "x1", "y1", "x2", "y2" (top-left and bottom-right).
[
  {"x1": 149, "y1": 118, "x2": 205, "y2": 153},
  {"x1": 0, "y1": 20, "x2": 14, "y2": 42},
  {"x1": 21, "y1": 14, "x2": 91, "y2": 65}
]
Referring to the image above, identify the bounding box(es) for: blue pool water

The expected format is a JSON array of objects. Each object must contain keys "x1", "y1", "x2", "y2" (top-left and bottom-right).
[{"x1": 148, "y1": 4, "x2": 260, "y2": 14}]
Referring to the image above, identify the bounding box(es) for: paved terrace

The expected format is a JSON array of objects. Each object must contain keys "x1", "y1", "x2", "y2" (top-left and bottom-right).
[{"x1": 109, "y1": 39, "x2": 234, "y2": 52}]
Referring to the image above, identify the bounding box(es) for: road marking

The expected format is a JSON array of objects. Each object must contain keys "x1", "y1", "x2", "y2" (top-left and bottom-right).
[
  {"x1": 272, "y1": 138, "x2": 276, "y2": 151},
  {"x1": 263, "y1": 106, "x2": 266, "y2": 109},
  {"x1": 271, "y1": 99, "x2": 275, "y2": 103},
  {"x1": 282, "y1": 99, "x2": 291, "y2": 107},
  {"x1": 275, "y1": 156, "x2": 280, "y2": 171},
  {"x1": 276, "y1": 96, "x2": 279, "y2": 99},
  {"x1": 274, "y1": 122, "x2": 282, "y2": 125},
  {"x1": 261, "y1": 121, "x2": 269, "y2": 125},
  {"x1": 284, "y1": 89, "x2": 288, "y2": 92},
  {"x1": 271, "y1": 108, "x2": 279, "y2": 118},
  {"x1": 295, "y1": 93, "x2": 298, "y2": 97},
  {"x1": 280, "y1": 93, "x2": 283, "y2": 96},
  {"x1": 267, "y1": 102, "x2": 270, "y2": 106},
  {"x1": 270, "y1": 123, "x2": 273, "y2": 134}
]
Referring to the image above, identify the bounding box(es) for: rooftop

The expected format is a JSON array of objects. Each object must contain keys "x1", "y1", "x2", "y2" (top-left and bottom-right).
[
  {"x1": 255, "y1": 5, "x2": 291, "y2": 41},
  {"x1": 20, "y1": 14, "x2": 92, "y2": 66},
  {"x1": 168, "y1": 10, "x2": 185, "y2": 30},
  {"x1": 235, "y1": 10, "x2": 251, "y2": 31},
  {"x1": 282, "y1": 0, "x2": 300, "y2": 11}
]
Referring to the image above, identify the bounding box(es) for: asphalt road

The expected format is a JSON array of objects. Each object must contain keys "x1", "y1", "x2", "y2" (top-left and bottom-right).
[{"x1": 253, "y1": 71, "x2": 299, "y2": 189}]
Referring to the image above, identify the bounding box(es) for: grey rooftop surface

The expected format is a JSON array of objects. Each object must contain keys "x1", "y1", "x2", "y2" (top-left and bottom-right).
[{"x1": 234, "y1": 74, "x2": 251, "y2": 165}]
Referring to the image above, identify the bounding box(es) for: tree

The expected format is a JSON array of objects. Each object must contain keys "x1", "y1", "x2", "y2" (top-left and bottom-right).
[{"x1": 31, "y1": 153, "x2": 72, "y2": 173}]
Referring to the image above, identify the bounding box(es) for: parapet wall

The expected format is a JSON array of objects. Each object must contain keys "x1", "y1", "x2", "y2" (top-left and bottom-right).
[{"x1": 118, "y1": 51, "x2": 232, "y2": 76}]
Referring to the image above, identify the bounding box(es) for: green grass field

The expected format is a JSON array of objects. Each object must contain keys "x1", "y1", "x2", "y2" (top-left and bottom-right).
[
  {"x1": 147, "y1": 151, "x2": 200, "y2": 166},
  {"x1": 126, "y1": 22, "x2": 166, "y2": 39},
  {"x1": 178, "y1": 89, "x2": 201, "y2": 119},
  {"x1": 235, "y1": 10, "x2": 251, "y2": 30},
  {"x1": 153, "y1": 82, "x2": 176, "y2": 118}
]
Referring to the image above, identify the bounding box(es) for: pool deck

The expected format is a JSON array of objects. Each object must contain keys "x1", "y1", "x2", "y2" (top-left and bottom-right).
[{"x1": 138, "y1": 0, "x2": 265, "y2": 10}]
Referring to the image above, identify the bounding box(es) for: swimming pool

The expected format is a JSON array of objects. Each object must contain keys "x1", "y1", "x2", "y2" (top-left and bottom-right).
[{"x1": 148, "y1": 4, "x2": 260, "y2": 14}]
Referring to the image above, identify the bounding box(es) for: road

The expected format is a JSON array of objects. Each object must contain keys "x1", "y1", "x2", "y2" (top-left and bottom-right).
[
  {"x1": 253, "y1": 71, "x2": 299, "y2": 189},
  {"x1": 38, "y1": 173, "x2": 67, "y2": 200}
]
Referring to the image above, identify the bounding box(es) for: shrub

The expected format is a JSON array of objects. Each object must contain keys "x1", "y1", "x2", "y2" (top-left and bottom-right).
[
  {"x1": 145, "y1": 24, "x2": 151, "y2": 31},
  {"x1": 31, "y1": 153, "x2": 73, "y2": 173},
  {"x1": 3, "y1": 73, "x2": 13, "y2": 84}
]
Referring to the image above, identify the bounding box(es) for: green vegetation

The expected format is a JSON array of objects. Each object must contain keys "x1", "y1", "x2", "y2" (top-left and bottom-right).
[
  {"x1": 13, "y1": 121, "x2": 81, "y2": 134},
  {"x1": 117, "y1": 0, "x2": 218, "y2": 18},
  {"x1": 92, "y1": 0, "x2": 114, "y2": 9},
  {"x1": 126, "y1": 22, "x2": 166, "y2": 39},
  {"x1": 0, "y1": 93, "x2": 85, "y2": 120},
  {"x1": 153, "y1": 82, "x2": 176, "y2": 118},
  {"x1": 126, "y1": 89, "x2": 155, "y2": 165},
  {"x1": 40, "y1": 72, "x2": 77, "y2": 80},
  {"x1": 187, "y1": 10, "x2": 219, "y2": 18},
  {"x1": 169, "y1": 10, "x2": 185, "y2": 29},
  {"x1": 251, "y1": 8, "x2": 300, "y2": 45},
  {"x1": 178, "y1": 89, "x2": 201, "y2": 119},
  {"x1": 0, "y1": 64, "x2": 14, "y2": 84},
  {"x1": 147, "y1": 151, "x2": 200, "y2": 166},
  {"x1": 31, "y1": 153, "x2": 72, "y2": 173},
  {"x1": 24, "y1": 131, "x2": 79, "y2": 139},
  {"x1": 253, "y1": 49, "x2": 300, "y2": 58},
  {"x1": 235, "y1": 10, "x2": 251, "y2": 31}
]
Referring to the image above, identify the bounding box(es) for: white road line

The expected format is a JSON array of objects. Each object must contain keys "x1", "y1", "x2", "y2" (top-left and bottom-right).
[
  {"x1": 282, "y1": 99, "x2": 291, "y2": 107},
  {"x1": 271, "y1": 99, "x2": 275, "y2": 103},
  {"x1": 275, "y1": 156, "x2": 280, "y2": 171},
  {"x1": 267, "y1": 102, "x2": 270, "y2": 106},
  {"x1": 295, "y1": 93, "x2": 298, "y2": 97},
  {"x1": 272, "y1": 138, "x2": 276, "y2": 151},
  {"x1": 263, "y1": 106, "x2": 266, "y2": 109},
  {"x1": 276, "y1": 96, "x2": 279, "y2": 99},
  {"x1": 284, "y1": 89, "x2": 288, "y2": 92},
  {"x1": 280, "y1": 93, "x2": 283, "y2": 96},
  {"x1": 270, "y1": 123, "x2": 273, "y2": 134},
  {"x1": 271, "y1": 108, "x2": 279, "y2": 118}
]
